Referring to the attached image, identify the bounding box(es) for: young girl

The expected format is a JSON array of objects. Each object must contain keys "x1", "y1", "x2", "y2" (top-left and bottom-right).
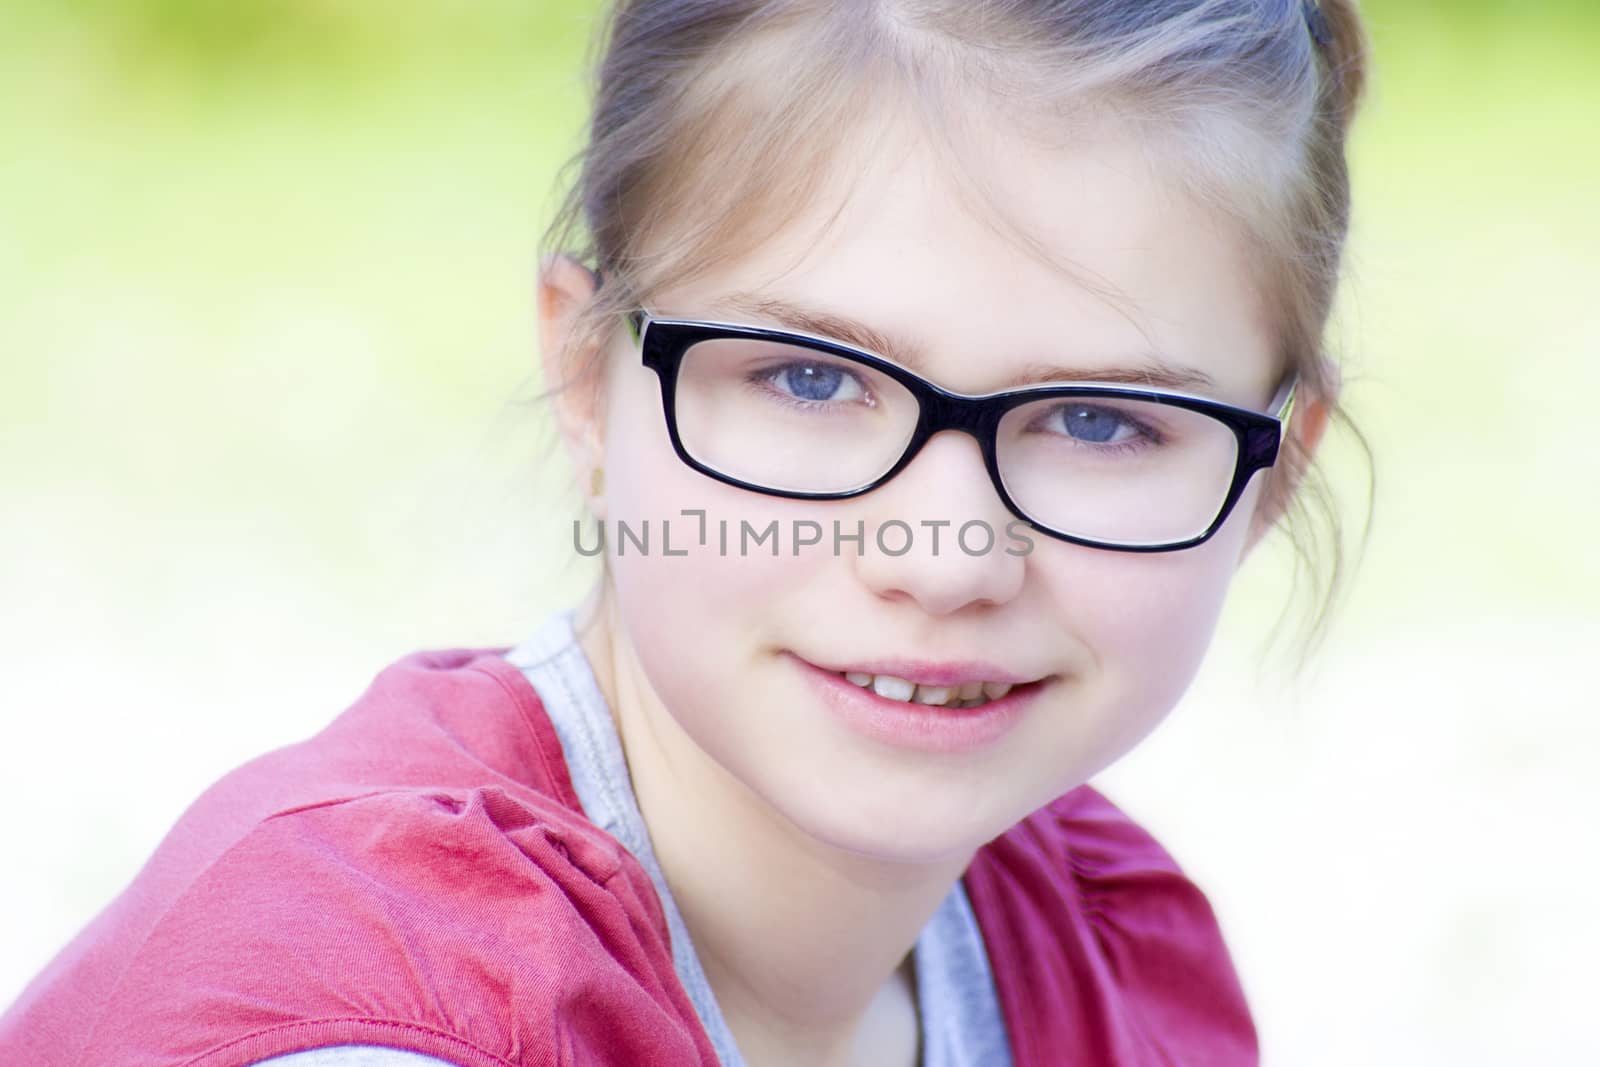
[{"x1": 0, "y1": 1, "x2": 1369, "y2": 1064}]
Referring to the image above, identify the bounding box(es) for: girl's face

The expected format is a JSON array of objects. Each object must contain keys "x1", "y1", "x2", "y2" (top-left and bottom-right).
[{"x1": 568, "y1": 117, "x2": 1295, "y2": 865}]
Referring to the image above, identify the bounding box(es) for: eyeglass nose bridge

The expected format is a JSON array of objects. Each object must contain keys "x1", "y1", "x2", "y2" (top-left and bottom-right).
[
  {"x1": 872, "y1": 385, "x2": 1016, "y2": 508},
  {"x1": 914, "y1": 386, "x2": 1006, "y2": 439}
]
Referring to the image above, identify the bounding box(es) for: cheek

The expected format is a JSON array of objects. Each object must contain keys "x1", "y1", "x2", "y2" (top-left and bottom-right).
[
  {"x1": 601, "y1": 382, "x2": 740, "y2": 653},
  {"x1": 599, "y1": 367, "x2": 836, "y2": 729},
  {"x1": 603, "y1": 436, "x2": 817, "y2": 627},
  {"x1": 1073, "y1": 549, "x2": 1235, "y2": 677},
  {"x1": 1074, "y1": 478, "x2": 1261, "y2": 675},
  {"x1": 1023, "y1": 502, "x2": 1254, "y2": 783}
]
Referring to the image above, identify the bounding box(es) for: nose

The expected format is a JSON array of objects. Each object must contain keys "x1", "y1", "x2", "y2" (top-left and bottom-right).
[{"x1": 850, "y1": 430, "x2": 1027, "y2": 617}]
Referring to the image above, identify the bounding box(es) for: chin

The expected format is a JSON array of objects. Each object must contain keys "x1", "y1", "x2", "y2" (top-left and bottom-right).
[
  {"x1": 802, "y1": 816, "x2": 986, "y2": 868},
  {"x1": 758, "y1": 766, "x2": 1023, "y2": 868}
]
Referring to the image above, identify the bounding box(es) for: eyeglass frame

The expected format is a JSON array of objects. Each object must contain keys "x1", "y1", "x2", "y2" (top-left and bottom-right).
[{"x1": 625, "y1": 308, "x2": 1297, "y2": 553}]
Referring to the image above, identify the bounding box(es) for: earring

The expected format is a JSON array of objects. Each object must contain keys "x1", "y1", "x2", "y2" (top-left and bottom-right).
[{"x1": 589, "y1": 467, "x2": 604, "y2": 496}]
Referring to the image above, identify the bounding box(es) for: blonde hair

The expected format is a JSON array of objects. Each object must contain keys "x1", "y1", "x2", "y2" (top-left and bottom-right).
[{"x1": 540, "y1": 0, "x2": 1374, "y2": 655}]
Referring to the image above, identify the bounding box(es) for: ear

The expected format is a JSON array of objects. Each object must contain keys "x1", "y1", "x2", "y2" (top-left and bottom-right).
[
  {"x1": 1241, "y1": 388, "x2": 1334, "y2": 559},
  {"x1": 538, "y1": 255, "x2": 609, "y2": 516}
]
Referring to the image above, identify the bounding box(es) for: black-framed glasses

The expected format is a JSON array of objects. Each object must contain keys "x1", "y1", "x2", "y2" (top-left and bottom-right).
[{"x1": 627, "y1": 309, "x2": 1296, "y2": 552}]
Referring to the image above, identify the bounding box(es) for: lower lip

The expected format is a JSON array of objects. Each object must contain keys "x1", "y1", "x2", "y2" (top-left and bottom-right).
[{"x1": 789, "y1": 654, "x2": 1040, "y2": 754}]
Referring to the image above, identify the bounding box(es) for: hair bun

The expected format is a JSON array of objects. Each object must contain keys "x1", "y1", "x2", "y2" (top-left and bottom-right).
[{"x1": 1312, "y1": 0, "x2": 1371, "y2": 134}]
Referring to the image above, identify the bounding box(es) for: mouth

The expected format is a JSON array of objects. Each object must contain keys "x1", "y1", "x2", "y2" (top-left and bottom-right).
[
  {"x1": 833, "y1": 670, "x2": 1036, "y2": 710},
  {"x1": 786, "y1": 652, "x2": 1049, "y2": 753}
]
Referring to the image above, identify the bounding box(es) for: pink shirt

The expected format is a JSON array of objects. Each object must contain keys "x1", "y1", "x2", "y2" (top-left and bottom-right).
[{"x1": 0, "y1": 645, "x2": 1257, "y2": 1066}]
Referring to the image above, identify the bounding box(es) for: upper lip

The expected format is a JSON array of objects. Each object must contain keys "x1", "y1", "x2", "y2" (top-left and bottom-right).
[{"x1": 795, "y1": 653, "x2": 1045, "y2": 688}]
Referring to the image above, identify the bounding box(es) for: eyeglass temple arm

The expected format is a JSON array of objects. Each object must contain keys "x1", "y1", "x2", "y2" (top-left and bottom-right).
[{"x1": 1269, "y1": 374, "x2": 1299, "y2": 429}]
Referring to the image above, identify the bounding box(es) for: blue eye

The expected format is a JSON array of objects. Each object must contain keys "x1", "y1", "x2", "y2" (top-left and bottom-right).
[
  {"x1": 763, "y1": 361, "x2": 868, "y2": 405},
  {"x1": 1053, "y1": 404, "x2": 1140, "y2": 444},
  {"x1": 782, "y1": 363, "x2": 844, "y2": 401}
]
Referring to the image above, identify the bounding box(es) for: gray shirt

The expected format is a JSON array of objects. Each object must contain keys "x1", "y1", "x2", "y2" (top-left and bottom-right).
[{"x1": 250, "y1": 609, "x2": 1012, "y2": 1067}]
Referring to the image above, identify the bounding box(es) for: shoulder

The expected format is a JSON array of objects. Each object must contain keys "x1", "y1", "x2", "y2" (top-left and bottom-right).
[
  {"x1": 977, "y1": 783, "x2": 1239, "y2": 951},
  {"x1": 289, "y1": 647, "x2": 583, "y2": 807},
  {"x1": 84, "y1": 784, "x2": 714, "y2": 1066},
  {"x1": 153, "y1": 647, "x2": 584, "y2": 842},
  {"x1": 967, "y1": 784, "x2": 1258, "y2": 1066},
  {"x1": 1016, "y1": 781, "x2": 1198, "y2": 888}
]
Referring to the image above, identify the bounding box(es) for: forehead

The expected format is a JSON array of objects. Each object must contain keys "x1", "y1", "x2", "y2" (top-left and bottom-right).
[{"x1": 649, "y1": 114, "x2": 1281, "y2": 407}]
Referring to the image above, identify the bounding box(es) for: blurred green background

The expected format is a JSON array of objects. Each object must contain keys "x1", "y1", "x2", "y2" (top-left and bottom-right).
[{"x1": 1, "y1": 2, "x2": 1595, "y2": 1063}]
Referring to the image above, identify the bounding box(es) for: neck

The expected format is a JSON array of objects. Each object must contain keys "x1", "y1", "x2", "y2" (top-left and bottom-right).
[{"x1": 574, "y1": 586, "x2": 964, "y2": 1065}]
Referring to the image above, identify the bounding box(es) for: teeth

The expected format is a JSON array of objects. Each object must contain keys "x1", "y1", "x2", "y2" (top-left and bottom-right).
[
  {"x1": 871, "y1": 675, "x2": 916, "y2": 702},
  {"x1": 841, "y1": 671, "x2": 1022, "y2": 708}
]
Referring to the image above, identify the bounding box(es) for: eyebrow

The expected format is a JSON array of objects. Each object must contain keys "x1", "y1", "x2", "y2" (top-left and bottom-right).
[{"x1": 713, "y1": 292, "x2": 1219, "y2": 393}]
